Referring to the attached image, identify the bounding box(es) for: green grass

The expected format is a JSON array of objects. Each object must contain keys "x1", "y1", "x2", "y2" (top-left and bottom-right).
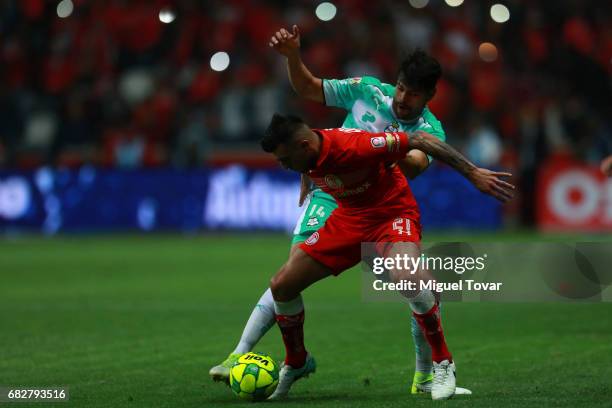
[{"x1": 1, "y1": 233, "x2": 611, "y2": 407}]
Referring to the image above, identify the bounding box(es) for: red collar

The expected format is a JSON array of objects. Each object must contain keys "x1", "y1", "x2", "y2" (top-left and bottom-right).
[{"x1": 311, "y1": 129, "x2": 330, "y2": 170}]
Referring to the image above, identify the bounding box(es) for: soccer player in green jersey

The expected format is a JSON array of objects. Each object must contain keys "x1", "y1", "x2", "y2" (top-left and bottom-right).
[{"x1": 210, "y1": 25, "x2": 513, "y2": 397}]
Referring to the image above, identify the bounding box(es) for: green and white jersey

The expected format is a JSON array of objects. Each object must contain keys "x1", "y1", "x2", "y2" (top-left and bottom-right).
[
  {"x1": 323, "y1": 76, "x2": 446, "y2": 158},
  {"x1": 292, "y1": 75, "x2": 447, "y2": 244}
]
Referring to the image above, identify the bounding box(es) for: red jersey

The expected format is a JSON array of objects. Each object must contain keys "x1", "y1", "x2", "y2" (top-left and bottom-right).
[{"x1": 308, "y1": 128, "x2": 420, "y2": 220}]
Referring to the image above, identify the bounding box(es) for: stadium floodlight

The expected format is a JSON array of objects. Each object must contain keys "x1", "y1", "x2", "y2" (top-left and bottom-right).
[
  {"x1": 210, "y1": 52, "x2": 230, "y2": 72},
  {"x1": 159, "y1": 8, "x2": 176, "y2": 24},
  {"x1": 490, "y1": 4, "x2": 510, "y2": 23},
  {"x1": 315, "y1": 2, "x2": 337, "y2": 21},
  {"x1": 409, "y1": 0, "x2": 429, "y2": 8},
  {"x1": 56, "y1": 0, "x2": 73, "y2": 18},
  {"x1": 445, "y1": 0, "x2": 464, "y2": 6}
]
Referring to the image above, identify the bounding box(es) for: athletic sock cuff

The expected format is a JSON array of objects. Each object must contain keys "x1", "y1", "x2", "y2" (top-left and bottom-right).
[
  {"x1": 273, "y1": 295, "x2": 304, "y2": 316},
  {"x1": 412, "y1": 302, "x2": 439, "y2": 318}
]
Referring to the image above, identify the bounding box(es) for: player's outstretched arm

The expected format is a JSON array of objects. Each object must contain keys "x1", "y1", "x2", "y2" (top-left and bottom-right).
[
  {"x1": 408, "y1": 130, "x2": 515, "y2": 202},
  {"x1": 269, "y1": 25, "x2": 324, "y2": 103}
]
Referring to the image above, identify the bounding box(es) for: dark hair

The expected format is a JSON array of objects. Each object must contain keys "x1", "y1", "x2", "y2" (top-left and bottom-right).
[
  {"x1": 398, "y1": 49, "x2": 442, "y2": 92},
  {"x1": 260, "y1": 113, "x2": 306, "y2": 153}
]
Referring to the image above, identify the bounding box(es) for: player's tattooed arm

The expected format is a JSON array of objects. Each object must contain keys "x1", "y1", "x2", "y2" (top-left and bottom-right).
[
  {"x1": 408, "y1": 130, "x2": 515, "y2": 202},
  {"x1": 408, "y1": 130, "x2": 475, "y2": 175}
]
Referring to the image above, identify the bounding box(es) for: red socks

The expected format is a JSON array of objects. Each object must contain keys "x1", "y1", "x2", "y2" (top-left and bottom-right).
[
  {"x1": 412, "y1": 303, "x2": 452, "y2": 363},
  {"x1": 275, "y1": 310, "x2": 307, "y2": 368}
]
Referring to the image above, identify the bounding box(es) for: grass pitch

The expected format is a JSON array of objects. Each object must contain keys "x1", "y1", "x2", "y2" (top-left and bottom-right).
[{"x1": 1, "y1": 233, "x2": 611, "y2": 407}]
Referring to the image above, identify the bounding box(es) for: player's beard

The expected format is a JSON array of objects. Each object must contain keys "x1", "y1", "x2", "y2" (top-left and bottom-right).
[{"x1": 393, "y1": 100, "x2": 418, "y2": 121}]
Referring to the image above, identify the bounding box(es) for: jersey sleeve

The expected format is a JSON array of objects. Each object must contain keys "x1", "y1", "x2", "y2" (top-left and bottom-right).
[
  {"x1": 419, "y1": 110, "x2": 446, "y2": 164},
  {"x1": 331, "y1": 129, "x2": 411, "y2": 165},
  {"x1": 322, "y1": 76, "x2": 386, "y2": 110},
  {"x1": 322, "y1": 78, "x2": 365, "y2": 109}
]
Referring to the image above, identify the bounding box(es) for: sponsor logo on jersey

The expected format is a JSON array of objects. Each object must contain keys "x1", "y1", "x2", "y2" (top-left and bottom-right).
[
  {"x1": 335, "y1": 182, "x2": 372, "y2": 198},
  {"x1": 324, "y1": 174, "x2": 343, "y2": 189},
  {"x1": 370, "y1": 136, "x2": 386, "y2": 148},
  {"x1": 349, "y1": 77, "x2": 362, "y2": 85},
  {"x1": 361, "y1": 111, "x2": 376, "y2": 123},
  {"x1": 306, "y1": 217, "x2": 319, "y2": 227},
  {"x1": 305, "y1": 232, "x2": 319, "y2": 245},
  {"x1": 384, "y1": 121, "x2": 400, "y2": 133}
]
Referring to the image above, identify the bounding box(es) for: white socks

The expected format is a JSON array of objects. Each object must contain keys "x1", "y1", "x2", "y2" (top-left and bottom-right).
[
  {"x1": 232, "y1": 288, "x2": 276, "y2": 355},
  {"x1": 232, "y1": 290, "x2": 305, "y2": 355},
  {"x1": 411, "y1": 315, "x2": 433, "y2": 373},
  {"x1": 408, "y1": 289, "x2": 436, "y2": 374},
  {"x1": 408, "y1": 289, "x2": 436, "y2": 314},
  {"x1": 232, "y1": 287, "x2": 433, "y2": 376},
  {"x1": 273, "y1": 294, "x2": 304, "y2": 316}
]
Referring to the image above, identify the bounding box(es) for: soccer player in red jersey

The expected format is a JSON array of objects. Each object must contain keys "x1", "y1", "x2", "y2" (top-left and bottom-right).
[
  {"x1": 210, "y1": 28, "x2": 507, "y2": 396},
  {"x1": 260, "y1": 114, "x2": 514, "y2": 400}
]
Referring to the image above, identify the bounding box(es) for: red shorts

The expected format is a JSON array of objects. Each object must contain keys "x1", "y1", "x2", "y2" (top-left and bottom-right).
[{"x1": 299, "y1": 209, "x2": 421, "y2": 275}]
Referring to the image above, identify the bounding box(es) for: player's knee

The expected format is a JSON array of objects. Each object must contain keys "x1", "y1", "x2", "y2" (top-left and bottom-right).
[
  {"x1": 270, "y1": 266, "x2": 290, "y2": 300},
  {"x1": 270, "y1": 265, "x2": 300, "y2": 301}
]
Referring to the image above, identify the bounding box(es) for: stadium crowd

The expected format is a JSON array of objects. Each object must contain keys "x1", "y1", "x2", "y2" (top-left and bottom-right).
[{"x1": 0, "y1": 0, "x2": 610, "y2": 174}]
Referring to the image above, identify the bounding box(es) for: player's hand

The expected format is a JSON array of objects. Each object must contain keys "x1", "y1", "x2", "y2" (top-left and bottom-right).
[
  {"x1": 601, "y1": 155, "x2": 612, "y2": 177},
  {"x1": 269, "y1": 25, "x2": 301, "y2": 57},
  {"x1": 467, "y1": 168, "x2": 515, "y2": 202},
  {"x1": 299, "y1": 173, "x2": 312, "y2": 207}
]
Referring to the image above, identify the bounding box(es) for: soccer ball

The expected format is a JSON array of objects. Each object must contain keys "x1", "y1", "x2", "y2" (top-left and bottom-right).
[{"x1": 229, "y1": 352, "x2": 279, "y2": 401}]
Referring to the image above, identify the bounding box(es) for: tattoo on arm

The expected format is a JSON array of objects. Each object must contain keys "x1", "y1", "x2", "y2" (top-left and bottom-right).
[{"x1": 408, "y1": 131, "x2": 476, "y2": 178}]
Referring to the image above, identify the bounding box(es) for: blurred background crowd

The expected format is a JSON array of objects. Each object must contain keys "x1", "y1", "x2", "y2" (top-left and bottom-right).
[{"x1": 0, "y1": 0, "x2": 610, "y2": 228}]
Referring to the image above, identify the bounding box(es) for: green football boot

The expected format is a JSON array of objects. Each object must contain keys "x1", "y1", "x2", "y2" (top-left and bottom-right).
[{"x1": 209, "y1": 353, "x2": 241, "y2": 383}]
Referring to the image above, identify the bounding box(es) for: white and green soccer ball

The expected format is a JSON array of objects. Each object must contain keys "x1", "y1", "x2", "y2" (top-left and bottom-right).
[{"x1": 229, "y1": 352, "x2": 279, "y2": 401}]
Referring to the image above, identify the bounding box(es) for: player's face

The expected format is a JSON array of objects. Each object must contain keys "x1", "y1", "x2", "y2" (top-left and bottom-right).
[
  {"x1": 392, "y1": 80, "x2": 433, "y2": 121},
  {"x1": 273, "y1": 141, "x2": 314, "y2": 173}
]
